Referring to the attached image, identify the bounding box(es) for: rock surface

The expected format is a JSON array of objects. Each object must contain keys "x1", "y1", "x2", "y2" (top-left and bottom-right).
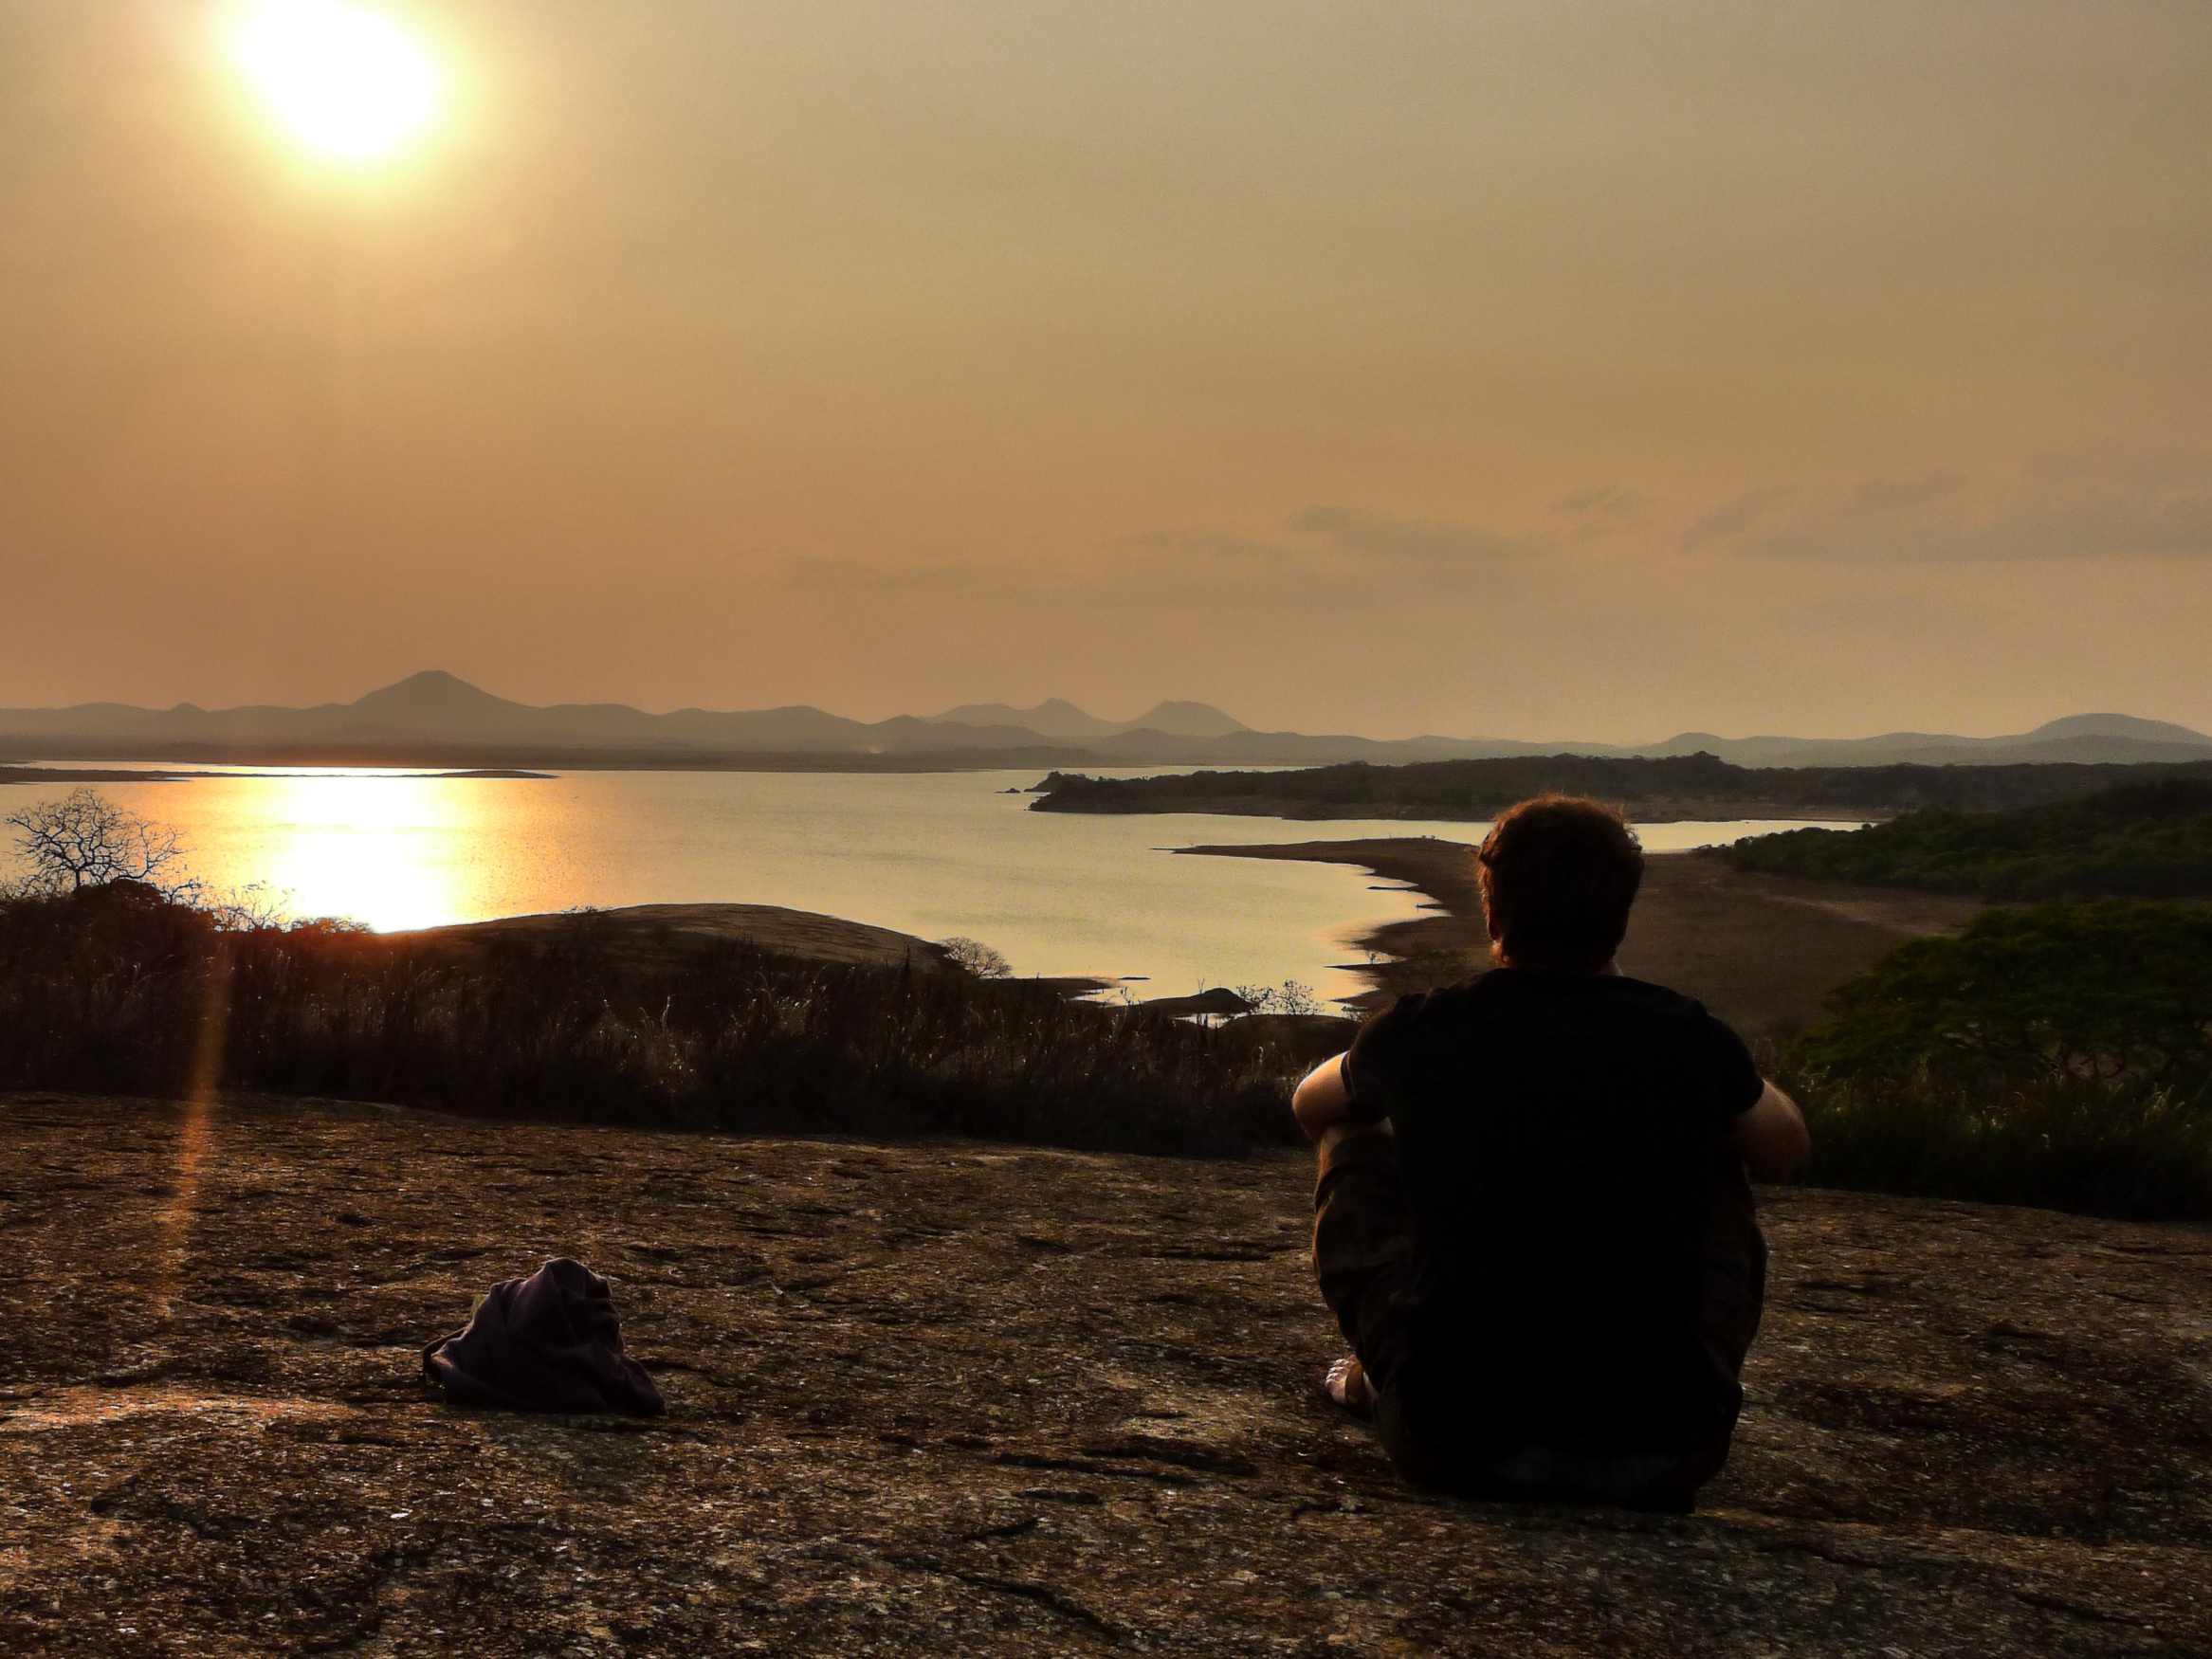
[
  {"x1": 3, "y1": 1092, "x2": 2208, "y2": 1656},
  {"x1": 393, "y1": 903, "x2": 955, "y2": 976}
]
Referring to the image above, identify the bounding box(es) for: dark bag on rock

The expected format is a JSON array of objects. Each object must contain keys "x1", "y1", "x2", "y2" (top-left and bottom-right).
[{"x1": 423, "y1": 1257, "x2": 665, "y2": 1415}]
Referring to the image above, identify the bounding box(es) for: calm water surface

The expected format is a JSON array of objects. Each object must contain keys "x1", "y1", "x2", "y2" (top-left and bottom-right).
[{"x1": 4, "y1": 766, "x2": 1849, "y2": 1006}]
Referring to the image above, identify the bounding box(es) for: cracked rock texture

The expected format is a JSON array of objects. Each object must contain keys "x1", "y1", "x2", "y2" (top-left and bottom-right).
[{"x1": 2, "y1": 1091, "x2": 2208, "y2": 1656}]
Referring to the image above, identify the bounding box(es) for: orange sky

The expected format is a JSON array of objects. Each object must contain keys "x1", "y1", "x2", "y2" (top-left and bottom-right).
[{"x1": 3, "y1": 1, "x2": 2208, "y2": 739}]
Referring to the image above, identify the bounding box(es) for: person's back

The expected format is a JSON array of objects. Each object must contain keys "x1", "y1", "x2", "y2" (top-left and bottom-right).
[{"x1": 1293, "y1": 795, "x2": 1808, "y2": 1509}]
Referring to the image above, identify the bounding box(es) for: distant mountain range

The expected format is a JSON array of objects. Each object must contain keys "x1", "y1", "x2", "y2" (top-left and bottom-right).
[
  {"x1": 0, "y1": 671, "x2": 1250, "y2": 765},
  {"x1": 1, "y1": 671, "x2": 2206, "y2": 771},
  {"x1": 933, "y1": 698, "x2": 1249, "y2": 741}
]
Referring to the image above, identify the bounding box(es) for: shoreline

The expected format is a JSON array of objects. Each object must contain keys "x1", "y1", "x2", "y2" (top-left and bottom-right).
[
  {"x1": 1176, "y1": 838, "x2": 1482, "y2": 1011},
  {"x1": 1177, "y1": 838, "x2": 1984, "y2": 1034},
  {"x1": 0, "y1": 749, "x2": 1089, "y2": 776},
  {"x1": 1088, "y1": 799, "x2": 1886, "y2": 825},
  {"x1": 0, "y1": 764, "x2": 553, "y2": 786}
]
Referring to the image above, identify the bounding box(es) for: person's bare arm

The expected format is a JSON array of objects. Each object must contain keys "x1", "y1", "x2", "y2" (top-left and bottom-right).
[
  {"x1": 1732, "y1": 1080, "x2": 1811, "y2": 1181},
  {"x1": 1291, "y1": 1052, "x2": 1358, "y2": 1141}
]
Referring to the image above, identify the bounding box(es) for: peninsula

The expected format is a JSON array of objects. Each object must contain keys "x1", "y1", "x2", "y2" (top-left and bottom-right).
[
  {"x1": 1178, "y1": 838, "x2": 1981, "y2": 1030},
  {"x1": 1032, "y1": 754, "x2": 2212, "y2": 824}
]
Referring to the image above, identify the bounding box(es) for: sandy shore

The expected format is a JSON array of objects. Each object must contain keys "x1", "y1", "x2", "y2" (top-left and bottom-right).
[{"x1": 1178, "y1": 838, "x2": 1983, "y2": 1036}]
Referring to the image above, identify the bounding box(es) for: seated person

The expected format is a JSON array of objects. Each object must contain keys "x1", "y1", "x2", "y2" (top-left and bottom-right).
[{"x1": 1294, "y1": 794, "x2": 1809, "y2": 1510}]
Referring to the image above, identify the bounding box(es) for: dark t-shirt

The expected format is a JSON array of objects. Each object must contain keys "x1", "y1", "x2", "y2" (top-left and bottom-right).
[{"x1": 1343, "y1": 969, "x2": 1766, "y2": 1460}]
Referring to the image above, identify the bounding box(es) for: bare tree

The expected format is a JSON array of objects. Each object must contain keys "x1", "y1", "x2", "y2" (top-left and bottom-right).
[
  {"x1": 940, "y1": 936, "x2": 1012, "y2": 978},
  {"x1": 4, "y1": 789, "x2": 198, "y2": 898},
  {"x1": 201, "y1": 881, "x2": 292, "y2": 932}
]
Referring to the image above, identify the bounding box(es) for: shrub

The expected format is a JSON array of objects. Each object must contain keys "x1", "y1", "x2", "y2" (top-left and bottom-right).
[
  {"x1": 939, "y1": 937, "x2": 1012, "y2": 978},
  {"x1": 1795, "y1": 902, "x2": 2212, "y2": 1091},
  {"x1": 1780, "y1": 900, "x2": 2212, "y2": 1219}
]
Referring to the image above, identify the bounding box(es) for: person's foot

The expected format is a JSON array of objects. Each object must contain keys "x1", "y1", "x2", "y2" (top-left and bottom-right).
[{"x1": 1323, "y1": 1355, "x2": 1377, "y2": 1418}]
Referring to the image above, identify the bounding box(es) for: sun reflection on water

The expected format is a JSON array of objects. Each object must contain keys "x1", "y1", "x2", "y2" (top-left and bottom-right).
[{"x1": 258, "y1": 773, "x2": 476, "y2": 931}]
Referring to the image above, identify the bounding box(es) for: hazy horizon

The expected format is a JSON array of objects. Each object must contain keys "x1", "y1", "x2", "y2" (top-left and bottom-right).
[
  {"x1": 5, "y1": 663, "x2": 2208, "y2": 749},
  {"x1": 6, "y1": 2, "x2": 2209, "y2": 738}
]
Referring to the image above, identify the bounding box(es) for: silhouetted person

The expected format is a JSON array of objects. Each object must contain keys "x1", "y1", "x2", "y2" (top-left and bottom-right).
[{"x1": 1294, "y1": 794, "x2": 1808, "y2": 1510}]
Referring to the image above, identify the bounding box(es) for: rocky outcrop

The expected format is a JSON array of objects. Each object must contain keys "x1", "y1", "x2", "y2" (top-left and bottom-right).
[
  {"x1": 393, "y1": 902, "x2": 957, "y2": 975},
  {"x1": 3, "y1": 1092, "x2": 2207, "y2": 1654}
]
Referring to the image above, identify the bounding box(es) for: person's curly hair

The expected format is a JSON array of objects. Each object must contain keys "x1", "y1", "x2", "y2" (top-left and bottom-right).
[{"x1": 1476, "y1": 794, "x2": 1644, "y2": 972}]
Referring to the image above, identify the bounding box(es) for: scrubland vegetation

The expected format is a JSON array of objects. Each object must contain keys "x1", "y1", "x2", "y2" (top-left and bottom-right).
[
  {"x1": 1718, "y1": 778, "x2": 2212, "y2": 899},
  {"x1": 1711, "y1": 781, "x2": 2212, "y2": 1218},
  {"x1": 1781, "y1": 902, "x2": 2212, "y2": 1220},
  {"x1": 1033, "y1": 754, "x2": 2212, "y2": 821},
  {"x1": 0, "y1": 880, "x2": 1332, "y2": 1158}
]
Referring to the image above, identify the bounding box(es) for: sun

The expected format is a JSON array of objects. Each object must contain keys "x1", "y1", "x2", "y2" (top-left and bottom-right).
[{"x1": 233, "y1": 1, "x2": 439, "y2": 162}]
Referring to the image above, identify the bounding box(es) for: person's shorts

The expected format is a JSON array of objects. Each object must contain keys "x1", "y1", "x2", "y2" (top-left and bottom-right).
[
  {"x1": 1308, "y1": 1128, "x2": 1755, "y2": 1510},
  {"x1": 1311, "y1": 1128, "x2": 1417, "y2": 1392}
]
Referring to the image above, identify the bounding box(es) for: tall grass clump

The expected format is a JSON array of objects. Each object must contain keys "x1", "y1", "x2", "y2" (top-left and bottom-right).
[
  {"x1": 1789, "y1": 1072, "x2": 2212, "y2": 1222},
  {"x1": 0, "y1": 882, "x2": 1326, "y2": 1156}
]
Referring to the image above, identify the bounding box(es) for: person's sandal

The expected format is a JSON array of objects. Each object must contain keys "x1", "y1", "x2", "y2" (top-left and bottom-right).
[{"x1": 1323, "y1": 1355, "x2": 1378, "y2": 1420}]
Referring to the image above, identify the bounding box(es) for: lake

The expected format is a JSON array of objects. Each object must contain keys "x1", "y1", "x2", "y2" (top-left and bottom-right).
[{"x1": 0, "y1": 766, "x2": 1850, "y2": 1005}]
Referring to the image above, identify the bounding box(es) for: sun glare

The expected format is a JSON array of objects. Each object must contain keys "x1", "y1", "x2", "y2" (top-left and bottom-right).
[
  {"x1": 234, "y1": 0, "x2": 438, "y2": 162},
  {"x1": 261, "y1": 775, "x2": 467, "y2": 932}
]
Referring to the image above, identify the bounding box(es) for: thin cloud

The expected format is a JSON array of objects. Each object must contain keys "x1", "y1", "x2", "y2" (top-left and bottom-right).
[
  {"x1": 1843, "y1": 473, "x2": 1967, "y2": 515},
  {"x1": 2025, "y1": 447, "x2": 2212, "y2": 490},
  {"x1": 1680, "y1": 485, "x2": 1800, "y2": 552},
  {"x1": 1119, "y1": 529, "x2": 1306, "y2": 564},
  {"x1": 1943, "y1": 492, "x2": 2212, "y2": 561},
  {"x1": 1289, "y1": 505, "x2": 1541, "y2": 562},
  {"x1": 1746, "y1": 490, "x2": 2212, "y2": 562},
  {"x1": 785, "y1": 556, "x2": 979, "y2": 592},
  {"x1": 1551, "y1": 485, "x2": 1643, "y2": 520}
]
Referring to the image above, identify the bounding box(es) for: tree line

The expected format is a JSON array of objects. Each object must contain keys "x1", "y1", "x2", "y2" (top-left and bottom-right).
[
  {"x1": 1030, "y1": 756, "x2": 2212, "y2": 820},
  {"x1": 1717, "y1": 778, "x2": 2212, "y2": 900}
]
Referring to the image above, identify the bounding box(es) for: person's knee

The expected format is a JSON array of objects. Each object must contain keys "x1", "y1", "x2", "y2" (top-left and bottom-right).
[{"x1": 1312, "y1": 1127, "x2": 1413, "y2": 1347}]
